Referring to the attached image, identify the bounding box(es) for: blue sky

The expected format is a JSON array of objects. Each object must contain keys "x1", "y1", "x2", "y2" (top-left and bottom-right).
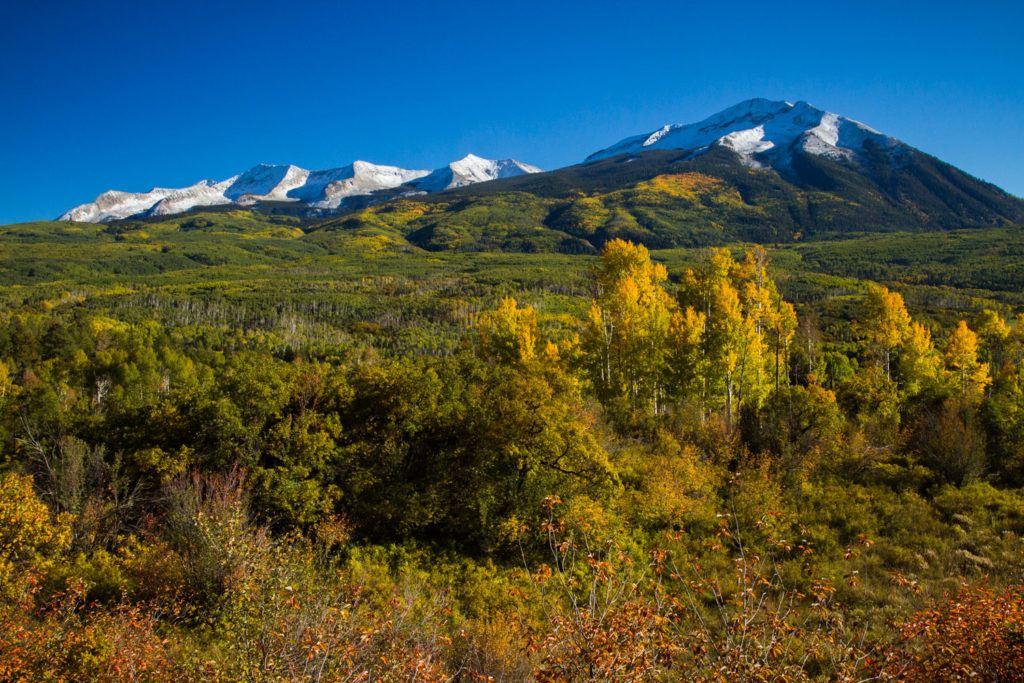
[{"x1": 2, "y1": 0, "x2": 1022, "y2": 223}]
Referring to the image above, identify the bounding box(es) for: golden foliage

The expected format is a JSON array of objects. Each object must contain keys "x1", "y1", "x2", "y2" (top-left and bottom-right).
[
  {"x1": 0, "y1": 472, "x2": 72, "y2": 595},
  {"x1": 945, "y1": 320, "x2": 991, "y2": 401},
  {"x1": 633, "y1": 172, "x2": 745, "y2": 208},
  {"x1": 477, "y1": 297, "x2": 540, "y2": 364}
]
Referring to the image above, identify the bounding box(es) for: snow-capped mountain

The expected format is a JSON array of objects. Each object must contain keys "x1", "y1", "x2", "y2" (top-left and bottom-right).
[
  {"x1": 286, "y1": 162, "x2": 429, "y2": 209},
  {"x1": 585, "y1": 98, "x2": 904, "y2": 169},
  {"x1": 431, "y1": 99, "x2": 1021, "y2": 236},
  {"x1": 61, "y1": 156, "x2": 539, "y2": 222},
  {"x1": 410, "y1": 154, "x2": 543, "y2": 193},
  {"x1": 59, "y1": 98, "x2": 1020, "y2": 233}
]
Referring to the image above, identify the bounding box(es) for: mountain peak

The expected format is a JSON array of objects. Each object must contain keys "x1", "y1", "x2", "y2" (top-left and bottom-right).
[
  {"x1": 709, "y1": 97, "x2": 795, "y2": 120},
  {"x1": 585, "y1": 98, "x2": 899, "y2": 168},
  {"x1": 411, "y1": 155, "x2": 542, "y2": 193}
]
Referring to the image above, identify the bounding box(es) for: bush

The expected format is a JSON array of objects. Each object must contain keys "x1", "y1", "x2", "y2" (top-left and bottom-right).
[{"x1": 875, "y1": 583, "x2": 1024, "y2": 681}]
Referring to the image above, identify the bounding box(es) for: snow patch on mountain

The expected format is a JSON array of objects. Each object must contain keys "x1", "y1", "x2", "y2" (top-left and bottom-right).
[
  {"x1": 60, "y1": 154, "x2": 540, "y2": 222},
  {"x1": 224, "y1": 164, "x2": 310, "y2": 202},
  {"x1": 149, "y1": 180, "x2": 237, "y2": 217},
  {"x1": 411, "y1": 154, "x2": 542, "y2": 193},
  {"x1": 585, "y1": 98, "x2": 901, "y2": 169},
  {"x1": 62, "y1": 187, "x2": 180, "y2": 223},
  {"x1": 59, "y1": 163, "x2": 426, "y2": 222},
  {"x1": 300, "y1": 162, "x2": 430, "y2": 209}
]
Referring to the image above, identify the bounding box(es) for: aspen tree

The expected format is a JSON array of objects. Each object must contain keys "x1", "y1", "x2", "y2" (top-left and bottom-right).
[{"x1": 945, "y1": 320, "x2": 991, "y2": 402}]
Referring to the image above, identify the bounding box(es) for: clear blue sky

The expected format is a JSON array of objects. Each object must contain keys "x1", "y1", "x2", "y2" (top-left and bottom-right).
[{"x1": 2, "y1": 0, "x2": 1023, "y2": 223}]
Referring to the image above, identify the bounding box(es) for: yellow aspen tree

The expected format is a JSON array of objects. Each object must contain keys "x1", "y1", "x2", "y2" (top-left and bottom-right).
[
  {"x1": 674, "y1": 247, "x2": 793, "y2": 424},
  {"x1": 1011, "y1": 313, "x2": 1024, "y2": 369},
  {"x1": 974, "y1": 309, "x2": 1011, "y2": 376},
  {"x1": 945, "y1": 320, "x2": 991, "y2": 402},
  {"x1": 728, "y1": 247, "x2": 787, "y2": 412},
  {"x1": 478, "y1": 297, "x2": 539, "y2": 364},
  {"x1": 738, "y1": 248, "x2": 796, "y2": 395},
  {"x1": 858, "y1": 284, "x2": 912, "y2": 381},
  {"x1": 737, "y1": 247, "x2": 774, "y2": 338},
  {"x1": 584, "y1": 239, "x2": 677, "y2": 414},
  {"x1": 667, "y1": 306, "x2": 706, "y2": 403},
  {"x1": 0, "y1": 359, "x2": 10, "y2": 401},
  {"x1": 767, "y1": 298, "x2": 798, "y2": 393},
  {"x1": 678, "y1": 248, "x2": 736, "y2": 418},
  {"x1": 0, "y1": 472, "x2": 72, "y2": 595},
  {"x1": 900, "y1": 321, "x2": 945, "y2": 397},
  {"x1": 680, "y1": 247, "x2": 733, "y2": 323},
  {"x1": 708, "y1": 280, "x2": 746, "y2": 425}
]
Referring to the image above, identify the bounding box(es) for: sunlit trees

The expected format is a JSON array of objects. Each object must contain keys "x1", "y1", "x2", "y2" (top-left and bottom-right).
[
  {"x1": 584, "y1": 239, "x2": 676, "y2": 415},
  {"x1": 0, "y1": 359, "x2": 11, "y2": 402},
  {"x1": 900, "y1": 321, "x2": 945, "y2": 398},
  {"x1": 852, "y1": 289, "x2": 994, "y2": 478},
  {"x1": 737, "y1": 247, "x2": 797, "y2": 394},
  {"x1": 674, "y1": 247, "x2": 792, "y2": 426},
  {"x1": 0, "y1": 472, "x2": 71, "y2": 595},
  {"x1": 850, "y1": 286, "x2": 945, "y2": 442},
  {"x1": 858, "y1": 284, "x2": 913, "y2": 382},
  {"x1": 974, "y1": 309, "x2": 1011, "y2": 376},
  {"x1": 477, "y1": 297, "x2": 540, "y2": 365},
  {"x1": 945, "y1": 320, "x2": 991, "y2": 402},
  {"x1": 581, "y1": 242, "x2": 799, "y2": 428},
  {"x1": 666, "y1": 306, "x2": 706, "y2": 407},
  {"x1": 982, "y1": 311, "x2": 1024, "y2": 484},
  {"x1": 900, "y1": 320, "x2": 992, "y2": 485}
]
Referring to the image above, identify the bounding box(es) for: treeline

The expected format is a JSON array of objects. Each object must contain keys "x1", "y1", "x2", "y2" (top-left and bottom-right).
[{"x1": 1, "y1": 240, "x2": 1024, "y2": 679}]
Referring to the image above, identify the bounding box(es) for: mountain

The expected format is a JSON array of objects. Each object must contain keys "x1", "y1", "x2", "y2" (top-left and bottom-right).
[
  {"x1": 59, "y1": 98, "x2": 1023, "y2": 250},
  {"x1": 585, "y1": 98, "x2": 903, "y2": 170},
  {"x1": 402, "y1": 98, "x2": 1023, "y2": 247},
  {"x1": 60, "y1": 156, "x2": 539, "y2": 222},
  {"x1": 410, "y1": 154, "x2": 542, "y2": 192}
]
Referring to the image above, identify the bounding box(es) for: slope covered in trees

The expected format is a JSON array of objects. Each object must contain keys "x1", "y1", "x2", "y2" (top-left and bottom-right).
[
  {"x1": 439, "y1": 146, "x2": 1024, "y2": 241},
  {"x1": 317, "y1": 154, "x2": 1024, "y2": 252},
  {"x1": 2, "y1": 220, "x2": 1024, "y2": 678}
]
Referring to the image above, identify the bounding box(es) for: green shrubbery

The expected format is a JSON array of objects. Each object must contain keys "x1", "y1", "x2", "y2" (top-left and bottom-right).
[{"x1": 2, "y1": 220, "x2": 1024, "y2": 677}]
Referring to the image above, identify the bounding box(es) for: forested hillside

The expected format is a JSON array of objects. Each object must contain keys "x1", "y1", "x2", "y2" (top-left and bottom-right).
[
  {"x1": 2, "y1": 211, "x2": 1024, "y2": 679},
  {"x1": 315, "y1": 151, "x2": 1024, "y2": 251}
]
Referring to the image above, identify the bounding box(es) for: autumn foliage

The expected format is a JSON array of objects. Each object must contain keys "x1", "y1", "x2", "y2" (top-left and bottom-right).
[
  {"x1": 2, "y1": 239, "x2": 1024, "y2": 678},
  {"x1": 873, "y1": 583, "x2": 1024, "y2": 681}
]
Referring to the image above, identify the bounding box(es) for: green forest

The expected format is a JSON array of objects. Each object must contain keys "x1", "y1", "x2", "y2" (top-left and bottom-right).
[{"x1": 2, "y1": 208, "x2": 1024, "y2": 680}]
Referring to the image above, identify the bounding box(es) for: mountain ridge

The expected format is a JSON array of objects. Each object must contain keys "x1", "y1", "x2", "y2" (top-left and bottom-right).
[
  {"x1": 61, "y1": 156, "x2": 540, "y2": 222},
  {"x1": 58, "y1": 98, "x2": 1024, "y2": 243}
]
